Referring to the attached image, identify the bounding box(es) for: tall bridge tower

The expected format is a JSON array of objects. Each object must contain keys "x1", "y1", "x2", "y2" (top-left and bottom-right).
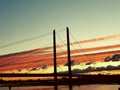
[{"x1": 53, "y1": 27, "x2": 72, "y2": 90}]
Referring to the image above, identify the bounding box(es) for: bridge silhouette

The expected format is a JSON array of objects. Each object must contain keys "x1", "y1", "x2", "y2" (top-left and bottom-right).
[{"x1": 0, "y1": 27, "x2": 120, "y2": 90}]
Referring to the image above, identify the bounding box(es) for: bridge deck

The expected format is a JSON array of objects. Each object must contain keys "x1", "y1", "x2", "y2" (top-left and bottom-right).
[{"x1": 0, "y1": 74, "x2": 120, "y2": 87}]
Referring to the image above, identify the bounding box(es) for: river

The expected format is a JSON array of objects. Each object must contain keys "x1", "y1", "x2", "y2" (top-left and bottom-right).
[{"x1": 0, "y1": 85, "x2": 120, "y2": 90}]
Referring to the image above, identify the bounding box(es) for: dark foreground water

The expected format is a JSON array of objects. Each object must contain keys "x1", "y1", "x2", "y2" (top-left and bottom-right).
[{"x1": 0, "y1": 85, "x2": 120, "y2": 90}]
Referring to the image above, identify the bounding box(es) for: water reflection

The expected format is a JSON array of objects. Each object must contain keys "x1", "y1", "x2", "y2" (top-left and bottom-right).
[{"x1": 0, "y1": 85, "x2": 120, "y2": 90}]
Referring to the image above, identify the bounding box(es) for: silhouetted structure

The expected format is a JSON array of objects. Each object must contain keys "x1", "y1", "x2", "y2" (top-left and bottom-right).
[
  {"x1": 8, "y1": 85, "x2": 12, "y2": 90},
  {"x1": 1, "y1": 27, "x2": 120, "y2": 90},
  {"x1": 66, "y1": 27, "x2": 72, "y2": 81},
  {"x1": 53, "y1": 30, "x2": 58, "y2": 90}
]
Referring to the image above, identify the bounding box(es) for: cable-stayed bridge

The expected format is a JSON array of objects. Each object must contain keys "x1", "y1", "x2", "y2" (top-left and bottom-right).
[{"x1": 1, "y1": 27, "x2": 120, "y2": 90}]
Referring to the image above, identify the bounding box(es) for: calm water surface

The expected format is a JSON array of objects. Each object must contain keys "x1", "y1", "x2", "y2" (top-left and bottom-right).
[{"x1": 0, "y1": 85, "x2": 120, "y2": 90}]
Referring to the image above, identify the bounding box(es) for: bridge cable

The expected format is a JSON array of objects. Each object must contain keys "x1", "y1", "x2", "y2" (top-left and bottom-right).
[
  {"x1": 0, "y1": 29, "x2": 65, "y2": 49},
  {"x1": 69, "y1": 31, "x2": 92, "y2": 61}
]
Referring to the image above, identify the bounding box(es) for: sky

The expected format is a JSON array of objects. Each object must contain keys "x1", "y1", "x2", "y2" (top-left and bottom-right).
[{"x1": 0, "y1": 0, "x2": 120, "y2": 55}]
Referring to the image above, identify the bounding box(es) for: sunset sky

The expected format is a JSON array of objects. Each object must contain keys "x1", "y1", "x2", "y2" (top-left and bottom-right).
[{"x1": 0, "y1": 0, "x2": 120, "y2": 55}]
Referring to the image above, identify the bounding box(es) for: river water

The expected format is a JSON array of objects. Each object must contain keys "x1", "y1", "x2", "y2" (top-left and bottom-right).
[{"x1": 0, "y1": 85, "x2": 120, "y2": 90}]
